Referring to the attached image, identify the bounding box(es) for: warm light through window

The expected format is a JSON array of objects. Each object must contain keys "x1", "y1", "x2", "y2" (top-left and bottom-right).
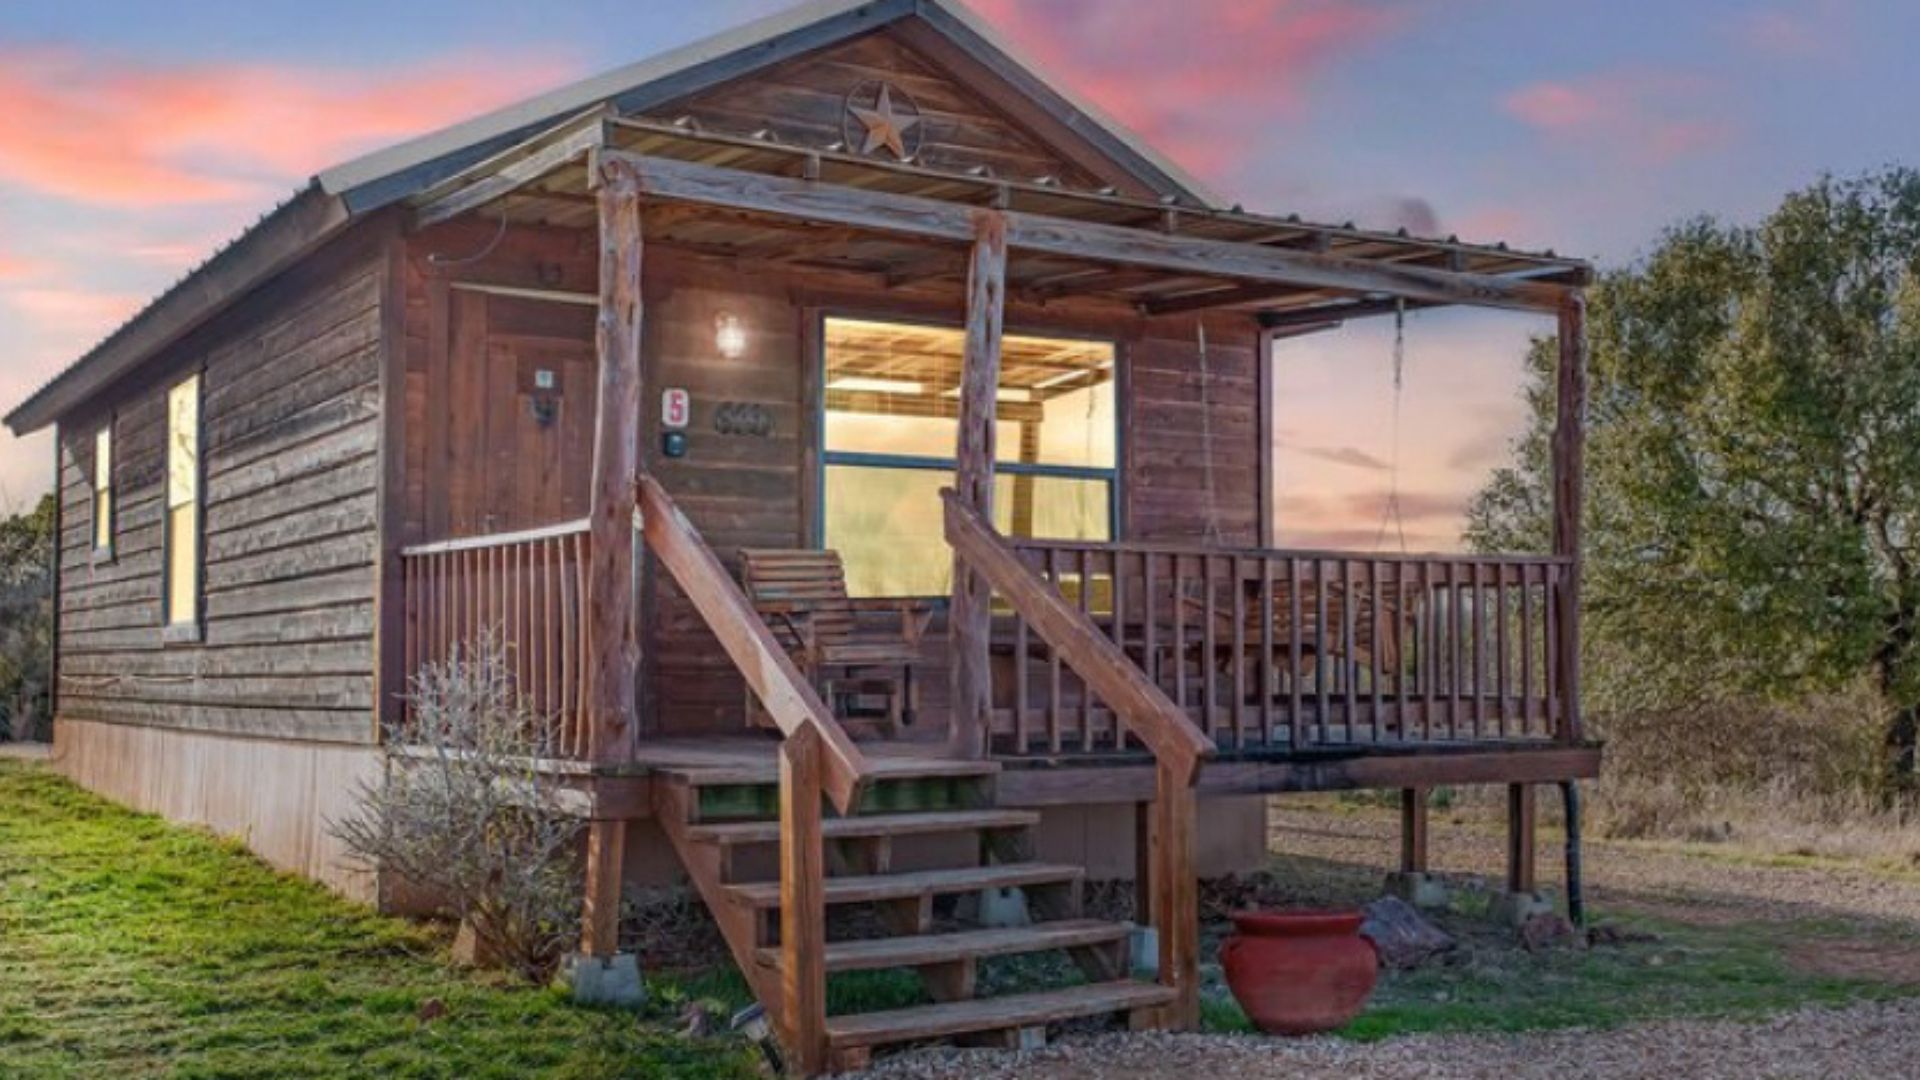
[
  {"x1": 165, "y1": 374, "x2": 201, "y2": 628},
  {"x1": 821, "y1": 317, "x2": 1116, "y2": 597},
  {"x1": 92, "y1": 425, "x2": 112, "y2": 553}
]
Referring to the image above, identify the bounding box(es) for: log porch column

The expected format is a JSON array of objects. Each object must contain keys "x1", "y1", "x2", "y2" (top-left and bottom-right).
[
  {"x1": 580, "y1": 156, "x2": 645, "y2": 957},
  {"x1": 949, "y1": 211, "x2": 1008, "y2": 760},
  {"x1": 1551, "y1": 292, "x2": 1586, "y2": 743}
]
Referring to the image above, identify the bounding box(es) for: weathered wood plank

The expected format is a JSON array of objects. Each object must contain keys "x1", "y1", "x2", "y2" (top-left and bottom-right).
[
  {"x1": 584, "y1": 156, "x2": 645, "y2": 765},
  {"x1": 948, "y1": 211, "x2": 1007, "y2": 760},
  {"x1": 605, "y1": 152, "x2": 1571, "y2": 313}
]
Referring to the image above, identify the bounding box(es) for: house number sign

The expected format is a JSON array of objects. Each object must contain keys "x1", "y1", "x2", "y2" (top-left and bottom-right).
[
  {"x1": 713, "y1": 402, "x2": 774, "y2": 438},
  {"x1": 662, "y1": 388, "x2": 690, "y2": 430}
]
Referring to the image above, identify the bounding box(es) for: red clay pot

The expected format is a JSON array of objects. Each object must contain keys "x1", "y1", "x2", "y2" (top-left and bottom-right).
[{"x1": 1220, "y1": 910, "x2": 1378, "y2": 1036}]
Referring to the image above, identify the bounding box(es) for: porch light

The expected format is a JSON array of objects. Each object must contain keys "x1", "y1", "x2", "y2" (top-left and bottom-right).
[{"x1": 714, "y1": 312, "x2": 748, "y2": 360}]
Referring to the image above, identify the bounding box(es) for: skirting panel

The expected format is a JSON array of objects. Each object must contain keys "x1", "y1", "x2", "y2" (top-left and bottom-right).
[{"x1": 53, "y1": 717, "x2": 383, "y2": 903}]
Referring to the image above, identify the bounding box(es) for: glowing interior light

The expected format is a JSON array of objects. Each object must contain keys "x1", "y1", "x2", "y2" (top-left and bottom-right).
[
  {"x1": 828, "y1": 377, "x2": 925, "y2": 394},
  {"x1": 714, "y1": 312, "x2": 748, "y2": 359}
]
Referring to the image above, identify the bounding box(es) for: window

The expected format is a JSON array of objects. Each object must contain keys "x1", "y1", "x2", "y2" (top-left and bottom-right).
[
  {"x1": 164, "y1": 374, "x2": 201, "y2": 630},
  {"x1": 821, "y1": 317, "x2": 1116, "y2": 597},
  {"x1": 91, "y1": 424, "x2": 112, "y2": 554}
]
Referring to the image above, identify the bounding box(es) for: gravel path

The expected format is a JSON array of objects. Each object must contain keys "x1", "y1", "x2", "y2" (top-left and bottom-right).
[{"x1": 855, "y1": 998, "x2": 1920, "y2": 1079}]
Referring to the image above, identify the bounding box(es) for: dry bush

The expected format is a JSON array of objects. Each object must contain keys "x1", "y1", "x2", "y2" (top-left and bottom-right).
[
  {"x1": 1579, "y1": 685, "x2": 1920, "y2": 864},
  {"x1": 332, "y1": 636, "x2": 582, "y2": 981},
  {"x1": 1593, "y1": 687, "x2": 1888, "y2": 800}
]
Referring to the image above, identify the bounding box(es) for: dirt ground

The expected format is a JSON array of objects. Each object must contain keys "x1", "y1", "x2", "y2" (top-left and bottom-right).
[{"x1": 855, "y1": 796, "x2": 1920, "y2": 1079}]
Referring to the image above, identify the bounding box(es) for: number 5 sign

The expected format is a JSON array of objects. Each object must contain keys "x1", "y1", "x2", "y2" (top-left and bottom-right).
[{"x1": 661, "y1": 388, "x2": 690, "y2": 430}]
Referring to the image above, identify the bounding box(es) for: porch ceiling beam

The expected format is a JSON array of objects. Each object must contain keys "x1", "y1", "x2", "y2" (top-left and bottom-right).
[
  {"x1": 597, "y1": 150, "x2": 1572, "y2": 313},
  {"x1": 414, "y1": 120, "x2": 606, "y2": 229},
  {"x1": 1146, "y1": 248, "x2": 1459, "y2": 316},
  {"x1": 1257, "y1": 296, "x2": 1447, "y2": 330}
]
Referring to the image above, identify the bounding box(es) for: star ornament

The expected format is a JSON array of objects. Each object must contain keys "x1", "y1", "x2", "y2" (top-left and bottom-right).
[{"x1": 849, "y1": 84, "x2": 920, "y2": 160}]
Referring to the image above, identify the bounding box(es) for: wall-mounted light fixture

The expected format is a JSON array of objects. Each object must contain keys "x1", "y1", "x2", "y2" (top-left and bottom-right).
[{"x1": 714, "y1": 312, "x2": 747, "y2": 360}]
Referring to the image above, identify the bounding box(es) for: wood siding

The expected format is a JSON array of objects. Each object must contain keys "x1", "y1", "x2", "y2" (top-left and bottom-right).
[
  {"x1": 56, "y1": 228, "x2": 391, "y2": 745},
  {"x1": 400, "y1": 223, "x2": 1264, "y2": 740},
  {"x1": 655, "y1": 28, "x2": 1111, "y2": 192}
]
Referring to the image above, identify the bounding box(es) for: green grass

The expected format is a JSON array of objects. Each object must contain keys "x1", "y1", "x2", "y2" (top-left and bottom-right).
[
  {"x1": 1196, "y1": 907, "x2": 1920, "y2": 1040},
  {"x1": 0, "y1": 761, "x2": 759, "y2": 1079}
]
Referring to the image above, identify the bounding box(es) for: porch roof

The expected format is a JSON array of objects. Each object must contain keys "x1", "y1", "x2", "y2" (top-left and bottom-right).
[{"x1": 412, "y1": 111, "x2": 1592, "y2": 324}]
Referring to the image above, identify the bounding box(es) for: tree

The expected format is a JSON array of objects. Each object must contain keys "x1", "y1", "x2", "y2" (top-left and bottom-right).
[
  {"x1": 0, "y1": 494, "x2": 54, "y2": 742},
  {"x1": 1467, "y1": 169, "x2": 1920, "y2": 793}
]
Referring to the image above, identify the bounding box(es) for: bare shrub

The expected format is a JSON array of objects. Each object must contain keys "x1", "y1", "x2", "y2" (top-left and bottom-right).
[
  {"x1": 1594, "y1": 686, "x2": 1888, "y2": 801},
  {"x1": 332, "y1": 635, "x2": 582, "y2": 981}
]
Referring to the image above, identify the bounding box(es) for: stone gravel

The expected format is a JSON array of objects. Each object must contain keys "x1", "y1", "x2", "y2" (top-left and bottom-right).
[{"x1": 853, "y1": 998, "x2": 1920, "y2": 1079}]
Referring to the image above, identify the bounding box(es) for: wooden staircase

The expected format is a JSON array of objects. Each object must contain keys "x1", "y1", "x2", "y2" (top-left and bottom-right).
[
  {"x1": 635, "y1": 475, "x2": 1209, "y2": 1075},
  {"x1": 654, "y1": 754, "x2": 1173, "y2": 1072}
]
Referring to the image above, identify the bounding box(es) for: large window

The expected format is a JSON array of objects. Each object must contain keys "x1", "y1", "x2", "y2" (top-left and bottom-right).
[
  {"x1": 165, "y1": 374, "x2": 201, "y2": 630},
  {"x1": 91, "y1": 423, "x2": 112, "y2": 555},
  {"x1": 822, "y1": 317, "x2": 1116, "y2": 597}
]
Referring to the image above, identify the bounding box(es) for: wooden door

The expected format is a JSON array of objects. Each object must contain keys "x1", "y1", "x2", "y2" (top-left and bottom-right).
[{"x1": 440, "y1": 290, "x2": 597, "y2": 536}]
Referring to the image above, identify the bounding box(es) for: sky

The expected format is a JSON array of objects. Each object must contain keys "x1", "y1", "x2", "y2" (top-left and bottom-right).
[{"x1": 0, "y1": 0, "x2": 1914, "y2": 548}]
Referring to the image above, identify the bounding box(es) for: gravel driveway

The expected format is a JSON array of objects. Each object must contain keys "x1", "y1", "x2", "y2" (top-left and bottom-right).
[
  {"x1": 855, "y1": 998, "x2": 1920, "y2": 1079},
  {"x1": 851, "y1": 798, "x2": 1920, "y2": 1079}
]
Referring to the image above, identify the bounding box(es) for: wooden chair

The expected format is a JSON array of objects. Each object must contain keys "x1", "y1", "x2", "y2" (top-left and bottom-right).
[{"x1": 738, "y1": 549, "x2": 934, "y2": 733}]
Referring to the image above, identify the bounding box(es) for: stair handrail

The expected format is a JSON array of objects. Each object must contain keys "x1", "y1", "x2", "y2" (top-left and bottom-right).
[
  {"x1": 941, "y1": 490, "x2": 1216, "y2": 783},
  {"x1": 636, "y1": 473, "x2": 872, "y2": 814},
  {"x1": 944, "y1": 488, "x2": 1213, "y2": 1030}
]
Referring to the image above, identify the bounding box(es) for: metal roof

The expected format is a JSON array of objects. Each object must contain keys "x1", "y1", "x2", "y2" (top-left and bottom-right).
[{"x1": 6, "y1": 0, "x2": 1212, "y2": 436}]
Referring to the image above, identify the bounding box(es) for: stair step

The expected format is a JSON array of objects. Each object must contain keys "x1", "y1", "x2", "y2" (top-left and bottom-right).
[
  {"x1": 727, "y1": 862, "x2": 1083, "y2": 910},
  {"x1": 827, "y1": 980, "x2": 1176, "y2": 1051},
  {"x1": 755, "y1": 920, "x2": 1131, "y2": 974},
  {"x1": 688, "y1": 808, "x2": 1038, "y2": 846},
  {"x1": 666, "y1": 757, "x2": 1000, "y2": 788}
]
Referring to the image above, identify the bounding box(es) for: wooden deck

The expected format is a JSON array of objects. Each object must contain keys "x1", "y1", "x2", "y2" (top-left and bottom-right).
[{"x1": 567, "y1": 732, "x2": 1600, "y2": 814}]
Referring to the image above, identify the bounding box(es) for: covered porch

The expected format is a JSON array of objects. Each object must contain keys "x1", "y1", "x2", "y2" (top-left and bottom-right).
[
  {"x1": 392, "y1": 109, "x2": 1595, "y2": 771},
  {"x1": 386, "y1": 108, "x2": 1597, "y2": 1065}
]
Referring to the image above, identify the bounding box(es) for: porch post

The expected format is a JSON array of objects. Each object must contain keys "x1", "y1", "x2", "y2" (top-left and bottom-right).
[
  {"x1": 580, "y1": 155, "x2": 645, "y2": 959},
  {"x1": 1551, "y1": 293, "x2": 1586, "y2": 743},
  {"x1": 949, "y1": 211, "x2": 1008, "y2": 760}
]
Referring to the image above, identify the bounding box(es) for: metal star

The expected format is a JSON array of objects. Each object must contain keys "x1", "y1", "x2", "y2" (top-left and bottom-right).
[{"x1": 849, "y1": 85, "x2": 918, "y2": 160}]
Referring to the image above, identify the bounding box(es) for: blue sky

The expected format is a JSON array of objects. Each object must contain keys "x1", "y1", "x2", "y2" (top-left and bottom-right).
[{"x1": 0, "y1": 0, "x2": 1913, "y2": 546}]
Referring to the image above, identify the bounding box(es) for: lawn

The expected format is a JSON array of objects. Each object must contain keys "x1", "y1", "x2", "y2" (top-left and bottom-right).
[{"x1": 0, "y1": 760, "x2": 758, "y2": 1079}]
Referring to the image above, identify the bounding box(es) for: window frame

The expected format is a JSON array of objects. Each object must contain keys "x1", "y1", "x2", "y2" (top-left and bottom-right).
[
  {"x1": 162, "y1": 371, "x2": 204, "y2": 642},
  {"x1": 91, "y1": 420, "x2": 114, "y2": 560},
  {"x1": 812, "y1": 310, "x2": 1124, "y2": 599}
]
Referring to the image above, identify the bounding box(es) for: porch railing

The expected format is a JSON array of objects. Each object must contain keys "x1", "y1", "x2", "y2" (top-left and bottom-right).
[
  {"x1": 999, "y1": 539, "x2": 1575, "y2": 756},
  {"x1": 399, "y1": 519, "x2": 593, "y2": 757}
]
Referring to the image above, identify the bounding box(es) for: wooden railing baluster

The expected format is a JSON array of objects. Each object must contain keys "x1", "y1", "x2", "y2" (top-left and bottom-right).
[
  {"x1": 1259, "y1": 556, "x2": 1275, "y2": 747},
  {"x1": 1370, "y1": 558, "x2": 1383, "y2": 743},
  {"x1": 1313, "y1": 558, "x2": 1329, "y2": 744},
  {"x1": 1288, "y1": 556, "x2": 1302, "y2": 747},
  {"x1": 1048, "y1": 549, "x2": 1063, "y2": 754}
]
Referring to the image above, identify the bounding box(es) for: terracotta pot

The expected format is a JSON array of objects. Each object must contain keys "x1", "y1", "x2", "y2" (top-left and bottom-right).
[{"x1": 1220, "y1": 910, "x2": 1378, "y2": 1036}]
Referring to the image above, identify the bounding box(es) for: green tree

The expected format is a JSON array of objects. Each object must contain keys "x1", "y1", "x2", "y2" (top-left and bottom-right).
[
  {"x1": 0, "y1": 493, "x2": 54, "y2": 741},
  {"x1": 1467, "y1": 169, "x2": 1920, "y2": 793}
]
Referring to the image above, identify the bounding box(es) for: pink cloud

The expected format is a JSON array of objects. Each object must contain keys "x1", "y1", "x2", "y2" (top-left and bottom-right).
[
  {"x1": 0, "y1": 251, "x2": 44, "y2": 282},
  {"x1": 0, "y1": 47, "x2": 578, "y2": 207},
  {"x1": 1503, "y1": 71, "x2": 1732, "y2": 166},
  {"x1": 6, "y1": 287, "x2": 145, "y2": 335},
  {"x1": 1736, "y1": 4, "x2": 1849, "y2": 58},
  {"x1": 965, "y1": 0, "x2": 1408, "y2": 178}
]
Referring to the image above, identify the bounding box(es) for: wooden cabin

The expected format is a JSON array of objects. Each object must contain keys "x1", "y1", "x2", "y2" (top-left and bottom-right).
[{"x1": 5, "y1": 0, "x2": 1598, "y2": 1068}]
